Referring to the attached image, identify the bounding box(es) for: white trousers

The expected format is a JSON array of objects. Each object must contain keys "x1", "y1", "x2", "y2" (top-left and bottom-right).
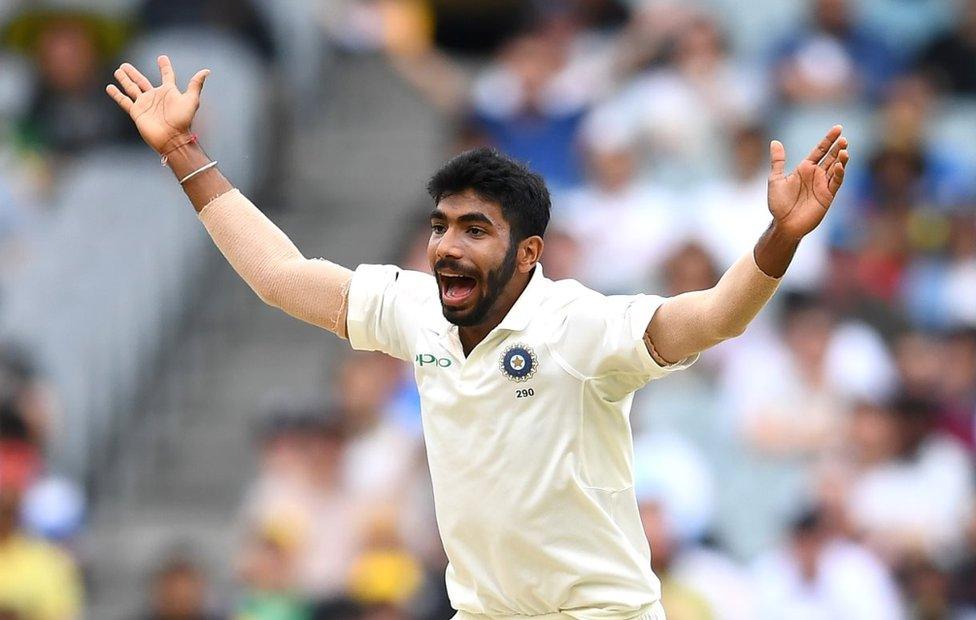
[{"x1": 451, "y1": 600, "x2": 667, "y2": 620}]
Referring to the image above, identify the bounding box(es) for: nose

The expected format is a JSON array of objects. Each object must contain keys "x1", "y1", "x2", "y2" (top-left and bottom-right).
[{"x1": 434, "y1": 228, "x2": 464, "y2": 262}]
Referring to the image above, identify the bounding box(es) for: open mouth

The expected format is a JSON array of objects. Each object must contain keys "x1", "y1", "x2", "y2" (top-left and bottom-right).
[{"x1": 438, "y1": 273, "x2": 478, "y2": 307}]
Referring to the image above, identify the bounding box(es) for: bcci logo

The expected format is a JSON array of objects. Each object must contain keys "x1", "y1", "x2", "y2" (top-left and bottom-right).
[{"x1": 499, "y1": 344, "x2": 538, "y2": 382}]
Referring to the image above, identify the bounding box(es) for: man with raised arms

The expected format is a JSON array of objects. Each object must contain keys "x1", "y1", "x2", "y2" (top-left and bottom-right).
[{"x1": 107, "y1": 56, "x2": 849, "y2": 620}]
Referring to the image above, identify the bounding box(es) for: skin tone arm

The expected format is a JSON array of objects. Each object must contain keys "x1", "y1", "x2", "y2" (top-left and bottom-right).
[
  {"x1": 646, "y1": 126, "x2": 850, "y2": 364},
  {"x1": 106, "y1": 56, "x2": 353, "y2": 337}
]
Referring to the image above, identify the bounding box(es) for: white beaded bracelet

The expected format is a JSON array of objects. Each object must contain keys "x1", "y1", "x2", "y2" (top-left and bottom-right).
[{"x1": 179, "y1": 161, "x2": 218, "y2": 184}]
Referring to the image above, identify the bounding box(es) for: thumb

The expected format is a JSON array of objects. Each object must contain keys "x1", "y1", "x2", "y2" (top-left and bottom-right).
[
  {"x1": 187, "y1": 69, "x2": 210, "y2": 99},
  {"x1": 769, "y1": 140, "x2": 787, "y2": 179}
]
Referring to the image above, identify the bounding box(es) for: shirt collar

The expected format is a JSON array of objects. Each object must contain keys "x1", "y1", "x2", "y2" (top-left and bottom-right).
[
  {"x1": 435, "y1": 263, "x2": 548, "y2": 338},
  {"x1": 495, "y1": 263, "x2": 547, "y2": 333}
]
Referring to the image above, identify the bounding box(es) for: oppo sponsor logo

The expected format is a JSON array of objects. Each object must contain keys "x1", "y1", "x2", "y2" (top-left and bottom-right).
[{"x1": 415, "y1": 353, "x2": 452, "y2": 368}]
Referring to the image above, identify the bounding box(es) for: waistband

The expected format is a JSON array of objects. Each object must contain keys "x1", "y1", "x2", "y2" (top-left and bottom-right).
[{"x1": 452, "y1": 601, "x2": 665, "y2": 620}]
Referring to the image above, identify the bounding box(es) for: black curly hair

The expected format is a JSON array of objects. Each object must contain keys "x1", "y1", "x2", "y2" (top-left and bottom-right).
[{"x1": 426, "y1": 147, "x2": 551, "y2": 242}]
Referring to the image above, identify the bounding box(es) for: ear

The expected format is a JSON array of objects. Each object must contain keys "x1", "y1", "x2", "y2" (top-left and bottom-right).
[{"x1": 518, "y1": 236, "x2": 544, "y2": 273}]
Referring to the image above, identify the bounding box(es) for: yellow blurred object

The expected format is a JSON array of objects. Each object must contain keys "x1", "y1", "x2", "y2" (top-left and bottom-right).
[
  {"x1": 348, "y1": 549, "x2": 423, "y2": 605},
  {"x1": 380, "y1": 0, "x2": 434, "y2": 57},
  {"x1": 0, "y1": 534, "x2": 83, "y2": 620},
  {"x1": 258, "y1": 513, "x2": 306, "y2": 554},
  {"x1": 907, "y1": 208, "x2": 951, "y2": 252}
]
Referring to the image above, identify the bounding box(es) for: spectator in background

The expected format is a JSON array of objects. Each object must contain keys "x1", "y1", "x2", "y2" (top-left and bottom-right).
[
  {"x1": 0, "y1": 343, "x2": 57, "y2": 449},
  {"x1": 633, "y1": 432, "x2": 760, "y2": 619},
  {"x1": 136, "y1": 0, "x2": 275, "y2": 63},
  {"x1": 598, "y1": 10, "x2": 765, "y2": 186},
  {"x1": 235, "y1": 527, "x2": 310, "y2": 620},
  {"x1": 335, "y1": 352, "x2": 420, "y2": 510},
  {"x1": 638, "y1": 498, "x2": 714, "y2": 619},
  {"x1": 899, "y1": 554, "x2": 958, "y2": 620},
  {"x1": 941, "y1": 214, "x2": 976, "y2": 329},
  {"x1": 553, "y1": 111, "x2": 682, "y2": 294},
  {"x1": 658, "y1": 242, "x2": 721, "y2": 302},
  {"x1": 143, "y1": 550, "x2": 223, "y2": 620},
  {"x1": 0, "y1": 399, "x2": 42, "y2": 495},
  {"x1": 346, "y1": 509, "x2": 423, "y2": 619},
  {"x1": 532, "y1": 225, "x2": 580, "y2": 283},
  {"x1": 467, "y1": 19, "x2": 591, "y2": 189},
  {"x1": 388, "y1": 3, "x2": 632, "y2": 188},
  {"x1": 938, "y1": 329, "x2": 976, "y2": 452},
  {"x1": 772, "y1": 0, "x2": 898, "y2": 104},
  {"x1": 0, "y1": 487, "x2": 83, "y2": 620},
  {"x1": 751, "y1": 507, "x2": 904, "y2": 619},
  {"x1": 722, "y1": 294, "x2": 848, "y2": 459},
  {"x1": 891, "y1": 330, "x2": 944, "y2": 401},
  {"x1": 629, "y1": 241, "x2": 724, "y2": 443},
  {"x1": 613, "y1": 1, "x2": 695, "y2": 76},
  {"x1": 694, "y1": 124, "x2": 828, "y2": 293},
  {"x1": 237, "y1": 411, "x2": 364, "y2": 609},
  {"x1": 716, "y1": 292, "x2": 896, "y2": 556},
  {"x1": 846, "y1": 396, "x2": 974, "y2": 563},
  {"x1": 5, "y1": 6, "x2": 137, "y2": 158},
  {"x1": 918, "y1": 0, "x2": 976, "y2": 95}
]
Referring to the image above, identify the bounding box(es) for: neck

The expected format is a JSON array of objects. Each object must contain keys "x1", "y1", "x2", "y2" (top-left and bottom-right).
[{"x1": 458, "y1": 271, "x2": 533, "y2": 355}]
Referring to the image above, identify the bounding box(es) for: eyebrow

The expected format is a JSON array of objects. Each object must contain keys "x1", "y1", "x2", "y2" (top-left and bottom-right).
[{"x1": 429, "y1": 210, "x2": 495, "y2": 227}]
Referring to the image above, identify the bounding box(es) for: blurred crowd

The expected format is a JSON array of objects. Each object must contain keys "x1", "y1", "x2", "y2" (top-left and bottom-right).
[{"x1": 0, "y1": 0, "x2": 975, "y2": 618}]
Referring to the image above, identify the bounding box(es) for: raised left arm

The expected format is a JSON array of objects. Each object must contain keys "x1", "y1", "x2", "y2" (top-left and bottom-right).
[{"x1": 646, "y1": 126, "x2": 849, "y2": 364}]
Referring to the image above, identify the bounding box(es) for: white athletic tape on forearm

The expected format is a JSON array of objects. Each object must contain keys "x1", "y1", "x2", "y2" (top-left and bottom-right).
[{"x1": 198, "y1": 189, "x2": 352, "y2": 338}]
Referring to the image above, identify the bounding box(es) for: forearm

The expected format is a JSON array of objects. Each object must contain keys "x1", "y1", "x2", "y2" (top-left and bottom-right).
[
  {"x1": 164, "y1": 141, "x2": 234, "y2": 212},
  {"x1": 647, "y1": 233, "x2": 783, "y2": 363},
  {"x1": 185, "y1": 164, "x2": 351, "y2": 337}
]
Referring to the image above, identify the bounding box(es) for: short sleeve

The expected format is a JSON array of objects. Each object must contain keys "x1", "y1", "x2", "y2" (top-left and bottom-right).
[
  {"x1": 554, "y1": 292, "x2": 698, "y2": 398},
  {"x1": 345, "y1": 264, "x2": 438, "y2": 361}
]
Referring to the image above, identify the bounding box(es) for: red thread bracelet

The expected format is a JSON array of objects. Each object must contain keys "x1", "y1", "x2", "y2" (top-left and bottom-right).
[{"x1": 160, "y1": 133, "x2": 198, "y2": 166}]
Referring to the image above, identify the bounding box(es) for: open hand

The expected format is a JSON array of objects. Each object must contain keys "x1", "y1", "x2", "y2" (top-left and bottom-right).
[
  {"x1": 106, "y1": 55, "x2": 210, "y2": 155},
  {"x1": 767, "y1": 125, "x2": 850, "y2": 238}
]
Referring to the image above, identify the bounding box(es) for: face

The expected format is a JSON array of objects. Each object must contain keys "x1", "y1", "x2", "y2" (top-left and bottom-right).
[
  {"x1": 588, "y1": 147, "x2": 636, "y2": 192},
  {"x1": 38, "y1": 21, "x2": 98, "y2": 93},
  {"x1": 428, "y1": 190, "x2": 537, "y2": 327},
  {"x1": 154, "y1": 568, "x2": 207, "y2": 618},
  {"x1": 814, "y1": 0, "x2": 849, "y2": 33},
  {"x1": 337, "y1": 353, "x2": 397, "y2": 423}
]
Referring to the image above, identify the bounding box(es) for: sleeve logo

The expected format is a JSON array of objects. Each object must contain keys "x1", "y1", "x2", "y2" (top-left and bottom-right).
[{"x1": 500, "y1": 344, "x2": 538, "y2": 382}]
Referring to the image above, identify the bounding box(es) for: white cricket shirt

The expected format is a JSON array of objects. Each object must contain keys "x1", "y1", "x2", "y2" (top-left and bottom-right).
[{"x1": 346, "y1": 263, "x2": 697, "y2": 620}]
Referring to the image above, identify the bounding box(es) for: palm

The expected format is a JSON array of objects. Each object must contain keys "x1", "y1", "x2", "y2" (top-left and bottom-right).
[
  {"x1": 106, "y1": 56, "x2": 210, "y2": 154},
  {"x1": 130, "y1": 84, "x2": 198, "y2": 150},
  {"x1": 766, "y1": 126, "x2": 849, "y2": 238}
]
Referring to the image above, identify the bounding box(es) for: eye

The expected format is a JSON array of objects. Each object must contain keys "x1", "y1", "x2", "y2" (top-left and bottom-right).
[
  {"x1": 431, "y1": 223, "x2": 446, "y2": 235},
  {"x1": 467, "y1": 227, "x2": 486, "y2": 238}
]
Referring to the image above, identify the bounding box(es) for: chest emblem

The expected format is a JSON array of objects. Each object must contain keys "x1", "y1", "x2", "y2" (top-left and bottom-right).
[{"x1": 500, "y1": 344, "x2": 538, "y2": 382}]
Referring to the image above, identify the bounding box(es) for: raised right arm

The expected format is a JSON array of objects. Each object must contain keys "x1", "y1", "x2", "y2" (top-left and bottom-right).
[{"x1": 106, "y1": 55, "x2": 351, "y2": 337}]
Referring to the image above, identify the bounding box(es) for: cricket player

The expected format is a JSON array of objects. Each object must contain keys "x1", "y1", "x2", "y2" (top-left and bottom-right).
[{"x1": 107, "y1": 56, "x2": 849, "y2": 620}]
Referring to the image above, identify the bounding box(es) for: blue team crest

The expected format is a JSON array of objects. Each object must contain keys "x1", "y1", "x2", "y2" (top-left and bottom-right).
[{"x1": 500, "y1": 344, "x2": 538, "y2": 382}]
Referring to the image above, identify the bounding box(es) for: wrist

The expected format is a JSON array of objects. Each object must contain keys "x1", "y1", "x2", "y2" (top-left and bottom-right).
[
  {"x1": 157, "y1": 132, "x2": 195, "y2": 156},
  {"x1": 164, "y1": 143, "x2": 212, "y2": 180},
  {"x1": 767, "y1": 220, "x2": 804, "y2": 244},
  {"x1": 754, "y1": 220, "x2": 801, "y2": 279}
]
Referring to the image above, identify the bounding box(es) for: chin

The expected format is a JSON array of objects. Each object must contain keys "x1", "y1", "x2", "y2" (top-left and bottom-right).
[
  {"x1": 441, "y1": 306, "x2": 476, "y2": 327},
  {"x1": 441, "y1": 302, "x2": 488, "y2": 327}
]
